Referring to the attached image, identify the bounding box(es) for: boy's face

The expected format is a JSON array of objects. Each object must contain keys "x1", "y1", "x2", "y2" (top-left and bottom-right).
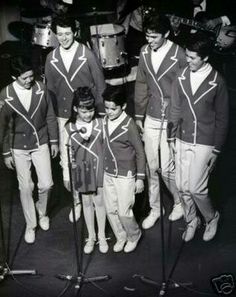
[
  {"x1": 56, "y1": 25, "x2": 75, "y2": 50},
  {"x1": 104, "y1": 101, "x2": 124, "y2": 121},
  {"x1": 185, "y1": 48, "x2": 208, "y2": 72},
  {"x1": 145, "y1": 29, "x2": 168, "y2": 51},
  {"x1": 75, "y1": 106, "x2": 95, "y2": 123},
  {"x1": 16, "y1": 70, "x2": 34, "y2": 89}
]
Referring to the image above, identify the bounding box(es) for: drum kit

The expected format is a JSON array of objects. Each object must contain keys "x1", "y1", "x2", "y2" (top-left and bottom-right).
[{"x1": 15, "y1": 6, "x2": 129, "y2": 78}]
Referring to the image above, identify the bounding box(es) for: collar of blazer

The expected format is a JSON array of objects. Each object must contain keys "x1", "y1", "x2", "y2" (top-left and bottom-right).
[
  {"x1": 178, "y1": 66, "x2": 218, "y2": 105},
  {"x1": 142, "y1": 42, "x2": 179, "y2": 82},
  {"x1": 50, "y1": 43, "x2": 87, "y2": 92},
  {"x1": 67, "y1": 118, "x2": 102, "y2": 153},
  {"x1": 5, "y1": 81, "x2": 44, "y2": 121},
  {"x1": 104, "y1": 114, "x2": 131, "y2": 143}
]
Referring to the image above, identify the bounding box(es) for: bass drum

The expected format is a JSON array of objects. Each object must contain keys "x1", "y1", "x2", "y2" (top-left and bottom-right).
[
  {"x1": 90, "y1": 24, "x2": 128, "y2": 78},
  {"x1": 32, "y1": 23, "x2": 59, "y2": 48}
]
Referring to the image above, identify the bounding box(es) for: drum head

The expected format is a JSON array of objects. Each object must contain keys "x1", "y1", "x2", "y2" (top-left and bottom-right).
[{"x1": 90, "y1": 24, "x2": 125, "y2": 37}]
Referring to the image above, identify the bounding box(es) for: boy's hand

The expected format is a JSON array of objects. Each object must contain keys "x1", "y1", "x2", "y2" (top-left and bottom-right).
[
  {"x1": 135, "y1": 179, "x2": 144, "y2": 194},
  {"x1": 4, "y1": 156, "x2": 15, "y2": 170},
  {"x1": 51, "y1": 144, "x2": 59, "y2": 158}
]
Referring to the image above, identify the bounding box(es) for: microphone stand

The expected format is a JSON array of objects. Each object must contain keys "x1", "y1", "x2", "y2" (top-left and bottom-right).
[
  {"x1": 0, "y1": 172, "x2": 37, "y2": 283},
  {"x1": 56, "y1": 131, "x2": 110, "y2": 295},
  {"x1": 133, "y1": 101, "x2": 192, "y2": 296}
]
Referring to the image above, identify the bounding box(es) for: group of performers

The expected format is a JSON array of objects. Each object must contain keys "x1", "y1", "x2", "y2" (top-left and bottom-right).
[{"x1": 0, "y1": 0, "x2": 232, "y2": 255}]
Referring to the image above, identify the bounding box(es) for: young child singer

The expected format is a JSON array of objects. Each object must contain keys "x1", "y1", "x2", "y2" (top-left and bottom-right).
[
  {"x1": 64, "y1": 87, "x2": 108, "y2": 254},
  {"x1": 103, "y1": 85, "x2": 146, "y2": 253}
]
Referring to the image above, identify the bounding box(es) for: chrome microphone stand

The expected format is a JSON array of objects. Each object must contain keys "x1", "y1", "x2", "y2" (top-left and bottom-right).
[
  {"x1": 0, "y1": 173, "x2": 36, "y2": 283},
  {"x1": 133, "y1": 101, "x2": 192, "y2": 296},
  {"x1": 56, "y1": 131, "x2": 110, "y2": 295}
]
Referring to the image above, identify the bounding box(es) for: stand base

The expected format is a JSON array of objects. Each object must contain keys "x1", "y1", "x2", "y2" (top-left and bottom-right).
[
  {"x1": 0, "y1": 264, "x2": 37, "y2": 281},
  {"x1": 133, "y1": 274, "x2": 192, "y2": 296},
  {"x1": 56, "y1": 273, "x2": 111, "y2": 289}
]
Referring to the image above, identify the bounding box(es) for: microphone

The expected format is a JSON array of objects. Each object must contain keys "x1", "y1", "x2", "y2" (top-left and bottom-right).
[
  {"x1": 68, "y1": 127, "x2": 87, "y2": 137},
  {"x1": 161, "y1": 100, "x2": 168, "y2": 117}
]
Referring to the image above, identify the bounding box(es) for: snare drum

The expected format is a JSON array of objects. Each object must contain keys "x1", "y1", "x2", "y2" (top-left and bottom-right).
[
  {"x1": 32, "y1": 23, "x2": 59, "y2": 48},
  {"x1": 90, "y1": 24, "x2": 127, "y2": 69}
]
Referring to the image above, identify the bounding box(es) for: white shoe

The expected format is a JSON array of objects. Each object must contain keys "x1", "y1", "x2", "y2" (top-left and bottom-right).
[
  {"x1": 39, "y1": 216, "x2": 50, "y2": 231},
  {"x1": 113, "y1": 239, "x2": 126, "y2": 252},
  {"x1": 142, "y1": 209, "x2": 165, "y2": 229},
  {"x1": 69, "y1": 203, "x2": 81, "y2": 223},
  {"x1": 124, "y1": 232, "x2": 142, "y2": 253},
  {"x1": 168, "y1": 203, "x2": 184, "y2": 221},
  {"x1": 98, "y1": 238, "x2": 109, "y2": 253},
  {"x1": 84, "y1": 238, "x2": 96, "y2": 254},
  {"x1": 203, "y1": 211, "x2": 220, "y2": 241},
  {"x1": 24, "y1": 227, "x2": 35, "y2": 244},
  {"x1": 182, "y1": 217, "x2": 201, "y2": 242}
]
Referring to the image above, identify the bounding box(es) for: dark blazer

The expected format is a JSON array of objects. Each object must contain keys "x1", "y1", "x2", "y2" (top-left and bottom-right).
[
  {"x1": 45, "y1": 43, "x2": 106, "y2": 118},
  {"x1": 167, "y1": 65, "x2": 229, "y2": 152},
  {"x1": 0, "y1": 81, "x2": 58, "y2": 157}
]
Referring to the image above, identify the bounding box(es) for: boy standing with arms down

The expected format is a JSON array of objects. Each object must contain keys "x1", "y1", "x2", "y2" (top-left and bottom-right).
[
  {"x1": 167, "y1": 32, "x2": 229, "y2": 242},
  {"x1": 0, "y1": 56, "x2": 58, "y2": 244},
  {"x1": 134, "y1": 13, "x2": 186, "y2": 229},
  {"x1": 103, "y1": 85, "x2": 146, "y2": 253},
  {"x1": 45, "y1": 16, "x2": 105, "y2": 221}
]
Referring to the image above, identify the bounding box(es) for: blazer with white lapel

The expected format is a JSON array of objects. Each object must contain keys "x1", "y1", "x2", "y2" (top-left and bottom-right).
[
  {"x1": 135, "y1": 41, "x2": 187, "y2": 121},
  {"x1": 103, "y1": 113, "x2": 146, "y2": 179},
  {"x1": 168, "y1": 66, "x2": 229, "y2": 151},
  {"x1": 0, "y1": 81, "x2": 58, "y2": 157},
  {"x1": 65, "y1": 118, "x2": 104, "y2": 192},
  {"x1": 45, "y1": 43, "x2": 106, "y2": 118}
]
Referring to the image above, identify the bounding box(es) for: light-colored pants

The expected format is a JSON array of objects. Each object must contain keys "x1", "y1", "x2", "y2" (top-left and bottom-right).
[
  {"x1": 13, "y1": 144, "x2": 53, "y2": 229},
  {"x1": 103, "y1": 173, "x2": 141, "y2": 242},
  {"x1": 82, "y1": 187, "x2": 106, "y2": 240},
  {"x1": 143, "y1": 116, "x2": 180, "y2": 213},
  {"x1": 175, "y1": 139, "x2": 215, "y2": 223}
]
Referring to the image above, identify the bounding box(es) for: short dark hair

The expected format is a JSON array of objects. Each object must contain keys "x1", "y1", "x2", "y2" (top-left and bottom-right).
[
  {"x1": 143, "y1": 13, "x2": 171, "y2": 35},
  {"x1": 10, "y1": 55, "x2": 33, "y2": 77},
  {"x1": 102, "y1": 85, "x2": 126, "y2": 107},
  {"x1": 69, "y1": 87, "x2": 95, "y2": 124},
  {"x1": 51, "y1": 16, "x2": 77, "y2": 34},
  {"x1": 185, "y1": 31, "x2": 214, "y2": 59}
]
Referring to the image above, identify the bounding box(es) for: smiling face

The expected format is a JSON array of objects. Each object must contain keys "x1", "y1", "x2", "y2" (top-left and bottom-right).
[
  {"x1": 185, "y1": 49, "x2": 208, "y2": 72},
  {"x1": 75, "y1": 106, "x2": 95, "y2": 123},
  {"x1": 104, "y1": 101, "x2": 125, "y2": 121},
  {"x1": 16, "y1": 70, "x2": 34, "y2": 89},
  {"x1": 145, "y1": 29, "x2": 169, "y2": 51},
  {"x1": 56, "y1": 25, "x2": 75, "y2": 50}
]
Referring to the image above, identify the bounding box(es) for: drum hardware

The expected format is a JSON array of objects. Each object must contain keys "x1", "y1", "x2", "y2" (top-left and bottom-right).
[{"x1": 32, "y1": 23, "x2": 59, "y2": 48}]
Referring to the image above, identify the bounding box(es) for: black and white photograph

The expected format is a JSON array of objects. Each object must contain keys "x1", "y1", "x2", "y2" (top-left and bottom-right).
[{"x1": 0, "y1": 0, "x2": 235, "y2": 296}]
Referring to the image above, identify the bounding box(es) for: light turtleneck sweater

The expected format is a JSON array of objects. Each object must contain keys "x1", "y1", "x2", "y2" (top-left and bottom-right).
[
  {"x1": 151, "y1": 39, "x2": 173, "y2": 74},
  {"x1": 108, "y1": 111, "x2": 127, "y2": 135},
  {"x1": 75, "y1": 118, "x2": 93, "y2": 140},
  {"x1": 190, "y1": 62, "x2": 212, "y2": 95},
  {"x1": 60, "y1": 41, "x2": 79, "y2": 72},
  {"x1": 13, "y1": 81, "x2": 32, "y2": 112}
]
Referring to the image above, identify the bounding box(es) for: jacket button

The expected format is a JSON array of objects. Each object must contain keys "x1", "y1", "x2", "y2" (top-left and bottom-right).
[
  {"x1": 23, "y1": 134, "x2": 26, "y2": 137},
  {"x1": 63, "y1": 97, "x2": 66, "y2": 101},
  {"x1": 23, "y1": 145, "x2": 27, "y2": 148},
  {"x1": 93, "y1": 159, "x2": 96, "y2": 162},
  {"x1": 105, "y1": 167, "x2": 108, "y2": 170},
  {"x1": 33, "y1": 132, "x2": 36, "y2": 135}
]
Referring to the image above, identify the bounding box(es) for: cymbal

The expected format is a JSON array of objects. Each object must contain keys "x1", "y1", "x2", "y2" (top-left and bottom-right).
[{"x1": 21, "y1": 7, "x2": 52, "y2": 18}]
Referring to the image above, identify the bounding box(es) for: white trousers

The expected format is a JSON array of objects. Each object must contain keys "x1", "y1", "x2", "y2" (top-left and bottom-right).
[
  {"x1": 175, "y1": 139, "x2": 215, "y2": 223},
  {"x1": 57, "y1": 117, "x2": 68, "y2": 180},
  {"x1": 13, "y1": 144, "x2": 53, "y2": 228},
  {"x1": 143, "y1": 116, "x2": 180, "y2": 213},
  {"x1": 103, "y1": 173, "x2": 141, "y2": 242},
  {"x1": 82, "y1": 187, "x2": 107, "y2": 240}
]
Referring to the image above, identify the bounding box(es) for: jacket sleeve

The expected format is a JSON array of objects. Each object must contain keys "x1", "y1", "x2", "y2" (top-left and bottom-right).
[
  {"x1": 128, "y1": 119, "x2": 146, "y2": 179},
  {"x1": 213, "y1": 75, "x2": 229, "y2": 152},
  {"x1": 0, "y1": 99, "x2": 13, "y2": 158},
  {"x1": 45, "y1": 83, "x2": 59, "y2": 145},
  {"x1": 167, "y1": 77, "x2": 182, "y2": 141},
  {"x1": 86, "y1": 48, "x2": 106, "y2": 114},
  {"x1": 134, "y1": 50, "x2": 149, "y2": 120}
]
